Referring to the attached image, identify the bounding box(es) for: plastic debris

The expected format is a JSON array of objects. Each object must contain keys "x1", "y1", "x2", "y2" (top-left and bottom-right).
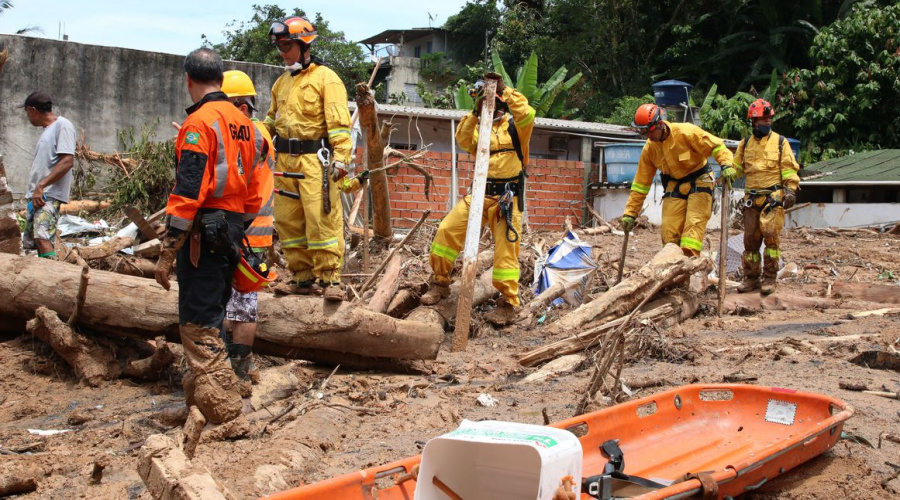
[
  {"x1": 476, "y1": 393, "x2": 499, "y2": 407},
  {"x1": 28, "y1": 428, "x2": 72, "y2": 436},
  {"x1": 533, "y1": 231, "x2": 598, "y2": 307}
]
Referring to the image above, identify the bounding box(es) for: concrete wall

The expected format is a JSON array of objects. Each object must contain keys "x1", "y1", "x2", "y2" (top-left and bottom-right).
[
  {"x1": 786, "y1": 203, "x2": 900, "y2": 228},
  {"x1": 0, "y1": 35, "x2": 282, "y2": 197},
  {"x1": 384, "y1": 56, "x2": 422, "y2": 105}
]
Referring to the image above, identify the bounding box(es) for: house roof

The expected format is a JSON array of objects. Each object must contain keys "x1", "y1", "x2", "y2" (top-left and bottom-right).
[
  {"x1": 357, "y1": 28, "x2": 445, "y2": 46},
  {"x1": 347, "y1": 102, "x2": 639, "y2": 140},
  {"x1": 802, "y1": 149, "x2": 900, "y2": 185}
]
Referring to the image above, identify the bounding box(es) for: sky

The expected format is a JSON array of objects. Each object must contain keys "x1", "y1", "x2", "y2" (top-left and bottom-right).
[{"x1": 0, "y1": 0, "x2": 471, "y2": 56}]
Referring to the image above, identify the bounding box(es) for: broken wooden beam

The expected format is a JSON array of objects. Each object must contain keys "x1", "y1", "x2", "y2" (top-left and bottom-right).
[
  {"x1": 138, "y1": 434, "x2": 234, "y2": 499},
  {"x1": 64, "y1": 236, "x2": 134, "y2": 262},
  {"x1": 453, "y1": 78, "x2": 497, "y2": 352},
  {"x1": 550, "y1": 244, "x2": 711, "y2": 334},
  {"x1": 366, "y1": 252, "x2": 402, "y2": 313},
  {"x1": 519, "y1": 289, "x2": 700, "y2": 367}
]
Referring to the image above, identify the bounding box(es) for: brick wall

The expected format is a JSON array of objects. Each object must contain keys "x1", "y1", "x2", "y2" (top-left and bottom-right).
[{"x1": 365, "y1": 150, "x2": 586, "y2": 229}]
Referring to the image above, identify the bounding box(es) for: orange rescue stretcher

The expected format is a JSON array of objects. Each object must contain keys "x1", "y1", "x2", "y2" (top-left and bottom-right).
[{"x1": 264, "y1": 384, "x2": 854, "y2": 499}]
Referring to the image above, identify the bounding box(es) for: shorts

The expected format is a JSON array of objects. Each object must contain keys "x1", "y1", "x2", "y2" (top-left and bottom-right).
[
  {"x1": 23, "y1": 198, "x2": 61, "y2": 249},
  {"x1": 225, "y1": 288, "x2": 258, "y2": 323}
]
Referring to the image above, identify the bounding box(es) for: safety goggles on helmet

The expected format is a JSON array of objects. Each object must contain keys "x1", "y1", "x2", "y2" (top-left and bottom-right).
[
  {"x1": 632, "y1": 103, "x2": 662, "y2": 135},
  {"x1": 269, "y1": 16, "x2": 318, "y2": 45}
]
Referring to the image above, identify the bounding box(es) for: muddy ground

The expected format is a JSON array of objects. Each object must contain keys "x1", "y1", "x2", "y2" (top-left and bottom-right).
[{"x1": 1, "y1": 224, "x2": 899, "y2": 499}]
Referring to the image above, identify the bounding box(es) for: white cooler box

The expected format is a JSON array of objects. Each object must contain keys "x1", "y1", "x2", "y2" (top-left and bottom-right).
[{"x1": 414, "y1": 419, "x2": 583, "y2": 500}]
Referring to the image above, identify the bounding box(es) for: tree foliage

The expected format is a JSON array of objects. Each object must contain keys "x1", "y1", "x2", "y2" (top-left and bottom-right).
[
  {"x1": 205, "y1": 4, "x2": 369, "y2": 94},
  {"x1": 776, "y1": 2, "x2": 900, "y2": 161}
]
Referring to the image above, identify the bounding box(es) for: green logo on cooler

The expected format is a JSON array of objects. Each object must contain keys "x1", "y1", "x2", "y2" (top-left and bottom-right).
[{"x1": 448, "y1": 428, "x2": 559, "y2": 448}]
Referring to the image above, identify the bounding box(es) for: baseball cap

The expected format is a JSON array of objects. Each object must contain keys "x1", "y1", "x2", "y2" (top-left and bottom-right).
[{"x1": 23, "y1": 91, "x2": 52, "y2": 109}]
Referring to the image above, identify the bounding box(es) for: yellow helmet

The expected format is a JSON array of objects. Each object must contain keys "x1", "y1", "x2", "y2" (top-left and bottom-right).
[{"x1": 222, "y1": 70, "x2": 257, "y2": 98}]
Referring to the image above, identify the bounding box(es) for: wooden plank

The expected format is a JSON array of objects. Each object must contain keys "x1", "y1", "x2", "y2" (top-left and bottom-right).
[
  {"x1": 848, "y1": 308, "x2": 900, "y2": 319},
  {"x1": 718, "y1": 182, "x2": 730, "y2": 316},
  {"x1": 452, "y1": 80, "x2": 497, "y2": 352},
  {"x1": 133, "y1": 238, "x2": 161, "y2": 258},
  {"x1": 124, "y1": 205, "x2": 161, "y2": 242}
]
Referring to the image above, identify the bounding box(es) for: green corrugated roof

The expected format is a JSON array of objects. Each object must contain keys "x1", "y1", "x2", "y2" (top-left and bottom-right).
[{"x1": 803, "y1": 149, "x2": 900, "y2": 183}]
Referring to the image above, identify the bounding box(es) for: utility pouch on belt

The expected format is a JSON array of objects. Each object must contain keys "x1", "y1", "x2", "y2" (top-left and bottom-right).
[{"x1": 200, "y1": 211, "x2": 231, "y2": 254}]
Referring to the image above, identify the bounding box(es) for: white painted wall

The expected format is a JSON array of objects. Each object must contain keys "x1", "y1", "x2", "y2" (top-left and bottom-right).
[
  {"x1": 593, "y1": 188, "x2": 900, "y2": 229},
  {"x1": 592, "y1": 185, "x2": 743, "y2": 230},
  {"x1": 786, "y1": 203, "x2": 900, "y2": 228}
]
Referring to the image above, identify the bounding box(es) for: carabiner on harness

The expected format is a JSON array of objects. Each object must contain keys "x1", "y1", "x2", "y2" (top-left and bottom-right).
[
  {"x1": 317, "y1": 140, "x2": 332, "y2": 215},
  {"x1": 498, "y1": 183, "x2": 519, "y2": 243}
]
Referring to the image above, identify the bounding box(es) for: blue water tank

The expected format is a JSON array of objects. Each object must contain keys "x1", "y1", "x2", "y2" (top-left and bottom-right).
[
  {"x1": 652, "y1": 80, "x2": 693, "y2": 107},
  {"x1": 604, "y1": 144, "x2": 643, "y2": 184},
  {"x1": 786, "y1": 138, "x2": 800, "y2": 159}
]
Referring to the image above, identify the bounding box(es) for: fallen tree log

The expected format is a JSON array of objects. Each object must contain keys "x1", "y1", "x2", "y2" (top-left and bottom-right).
[
  {"x1": 550, "y1": 244, "x2": 711, "y2": 334},
  {"x1": 407, "y1": 269, "x2": 498, "y2": 330},
  {"x1": 367, "y1": 253, "x2": 402, "y2": 313},
  {"x1": 723, "y1": 293, "x2": 838, "y2": 314},
  {"x1": 833, "y1": 281, "x2": 900, "y2": 304},
  {"x1": 519, "y1": 289, "x2": 700, "y2": 367},
  {"x1": 0, "y1": 254, "x2": 443, "y2": 363},
  {"x1": 26, "y1": 306, "x2": 121, "y2": 386},
  {"x1": 60, "y1": 199, "x2": 111, "y2": 215},
  {"x1": 515, "y1": 275, "x2": 594, "y2": 326}
]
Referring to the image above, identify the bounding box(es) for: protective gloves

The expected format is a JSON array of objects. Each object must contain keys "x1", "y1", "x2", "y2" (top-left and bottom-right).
[
  {"x1": 621, "y1": 215, "x2": 635, "y2": 232},
  {"x1": 720, "y1": 166, "x2": 738, "y2": 184},
  {"x1": 331, "y1": 161, "x2": 348, "y2": 181},
  {"x1": 782, "y1": 188, "x2": 796, "y2": 209},
  {"x1": 155, "y1": 227, "x2": 186, "y2": 291}
]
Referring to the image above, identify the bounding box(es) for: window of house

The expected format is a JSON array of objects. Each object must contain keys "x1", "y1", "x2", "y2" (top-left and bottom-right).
[
  {"x1": 414, "y1": 45, "x2": 421, "y2": 58},
  {"x1": 403, "y1": 83, "x2": 422, "y2": 103},
  {"x1": 426, "y1": 41, "x2": 433, "y2": 54}
]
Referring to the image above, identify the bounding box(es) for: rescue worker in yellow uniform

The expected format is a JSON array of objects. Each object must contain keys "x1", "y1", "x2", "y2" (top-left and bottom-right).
[
  {"x1": 622, "y1": 104, "x2": 735, "y2": 256},
  {"x1": 420, "y1": 73, "x2": 535, "y2": 326},
  {"x1": 265, "y1": 16, "x2": 352, "y2": 301},
  {"x1": 731, "y1": 99, "x2": 800, "y2": 295},
  {"x1": 220, "y1": 70, "x2": 275, "y2": 383},
  {"x1": 155, "y1": 48, "x2": 265, "y2": 424}
]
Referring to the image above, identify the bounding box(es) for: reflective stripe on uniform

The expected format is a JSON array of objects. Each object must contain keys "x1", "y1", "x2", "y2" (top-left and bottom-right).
[
  {"x1": 308, "y1": 237, "x2": 338, "y2": 250},
  {"x1": 743, "y1": 251, "x2": 761, "y2": 262},
  {"x1": 430, "y1": 242, "x2": 459, "y2": 262},
  {"x1": 245, "y1": 225, "x2": 274, "y2": 236},
  {"x1": 765, "y1": 248, "x2": 781, "y2": 259},
  {"x1": 631, "y1": 182, "x2": 651, "y2": 194},
  {"x1": 712, "y1": 144, "x2": 726, "y2": 156},
  {"x1": 282, "y1": 237, "x2": 308, "y2": 248},
  {"x1": 210, "y1": 121, "x2": 229, "y2": 198},
  {"x1": 781, "y1": 170, "x2": 794, "y2": 180},
  {"x1": 516, "y1": 107, "x2": 536, "y2": 128},
  {"x1": 169, "y1": 215, "x2": 192, "y2": 231},
  {"x1": 257, "y1": 196, "x2": 274, "y2": 217},
  {"x1": 680, "y1": 237, "x2": 703, "y2": 251},
  {"x1": 328, "y1": 127, "x2": 351, "y2": 139},
  {"x1": 492, "y1": 268, "x2": 520, "y2": 282}
]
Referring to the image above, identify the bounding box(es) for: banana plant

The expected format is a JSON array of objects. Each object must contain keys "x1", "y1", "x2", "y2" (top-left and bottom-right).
[{"x1": 456, "y1": 50, "x2": 582, "y2": 119}]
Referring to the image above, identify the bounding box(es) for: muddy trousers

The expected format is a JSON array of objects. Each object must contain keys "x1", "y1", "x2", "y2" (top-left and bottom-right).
[
  {"x1": 741, "y1": 197, "x2": 784, "y2": 282},
  {"x1": 659, "y1": 177, "x2": 715, "y2": 257},
  {"x1": 274, "y1": 153, "x2": 344, "y2": 284},
  {"x1": 176, "y1": 219, "x2": 243, "y2": 424},
  {"x1": 428, "y1": 195, "x2": 522, "y2": 307}
]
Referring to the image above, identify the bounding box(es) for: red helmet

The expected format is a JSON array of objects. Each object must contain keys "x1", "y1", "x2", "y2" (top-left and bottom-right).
[
  {"x1": 747, "y1": 98, "x2": 774, "y2": 119},
  {"x1": 233, "y1": 252, "x2": 277, "y2": 294},
  {"x1": 269, "y1": 16, "x2": 318, "y2": 45},
  {"x1": 632, "y1": 103, "x2": 663, "y2": 134}
]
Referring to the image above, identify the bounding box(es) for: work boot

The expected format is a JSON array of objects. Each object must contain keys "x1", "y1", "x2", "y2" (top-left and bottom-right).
[
  {"x1": 272, "y1": 280, "x2": 314, "y2": 296},
  {"x1": 484, "y1": 298, "x2": 519, "y2": 327},
  {"x1": 761, "y1": 253, "x2": 779, "y2": 296},
  {"x1": 228, "y1": 344, "x2": 259, "y2": 384},
  {"x1": 420, "y1": 282, "x2": 450, "y2": 305},
  {"x1": 322, "y1": 282, "x2": 345, "y2": 302},
  {"x1": 738, "y1": 251, "x2": 761, "y2": 294},
  {"x1": 180, "y1": 324, "x2": 243, "y2": 424}
]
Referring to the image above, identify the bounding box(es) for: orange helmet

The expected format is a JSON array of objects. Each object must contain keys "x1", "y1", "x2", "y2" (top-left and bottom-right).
[
  {"x1": 747, "y1": 98, "x2": 774, "y2": 119},
  {"x1": 632, "y1": 103, "x2": 663, "y2": 134},
  {"x1": 269, "y1": 16, "x2": 318, "y2": 45},
  {"x1": 233, "y1": 251, "x2": 277, "y2": 294}
]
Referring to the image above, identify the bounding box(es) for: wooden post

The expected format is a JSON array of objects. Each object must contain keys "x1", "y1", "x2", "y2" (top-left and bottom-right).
[
  {"x1": 451, "y1": 80, "x2": 497, "y2": 352},
  {"x1": 718, "y1": 182, "x2": 730, "y2": 316},
  {"x1": 580, "y1": 137, "x2": 593, "y2": 226},
  {"x1": 450, "y1": 119, "x2": 458, "y2": 208}
]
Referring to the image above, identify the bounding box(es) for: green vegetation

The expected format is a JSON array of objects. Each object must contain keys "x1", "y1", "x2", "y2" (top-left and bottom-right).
[{"x1": 109, "y1": 125, "x2": 175, "y2": 214}]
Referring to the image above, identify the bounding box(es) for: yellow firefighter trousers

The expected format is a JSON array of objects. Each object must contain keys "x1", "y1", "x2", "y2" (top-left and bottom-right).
[
  {"x1": 742, "y1": 193, "x2": 784, "y2": 279},
  {"x1": 273, "y1": 153, "x2": 343, "y2": 284},
  {"x1": 660, "y1": 173, "x2": 716, "y2": 256},
  {"x1": 429, "y1": 195, "x2": 522, "y2": 307}
]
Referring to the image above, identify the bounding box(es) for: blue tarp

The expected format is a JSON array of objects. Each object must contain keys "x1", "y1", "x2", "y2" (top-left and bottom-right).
[{"x1": 534, "y1": 231, "x2": 598, "y2": 307}]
